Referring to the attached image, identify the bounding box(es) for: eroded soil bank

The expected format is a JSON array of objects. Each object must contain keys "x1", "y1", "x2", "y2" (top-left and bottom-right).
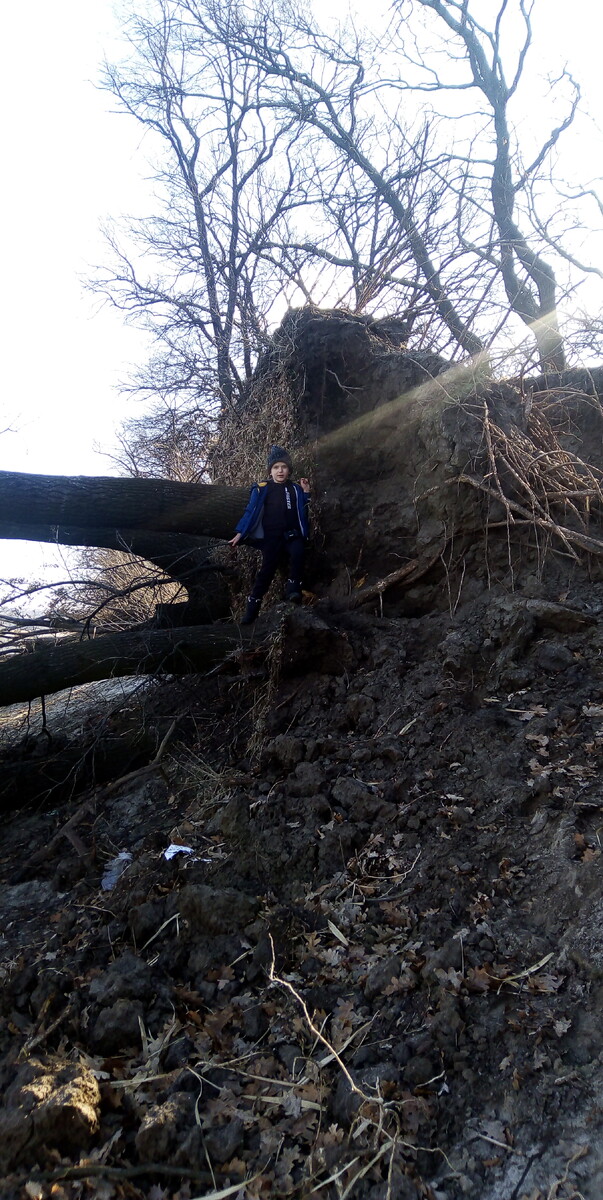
[
  {"x1": 2, "y1": 571, "x2": 603, "y2": 1199},
  {"x1": 4, "y1": 335, "x2": 603, "y2": 1198}
]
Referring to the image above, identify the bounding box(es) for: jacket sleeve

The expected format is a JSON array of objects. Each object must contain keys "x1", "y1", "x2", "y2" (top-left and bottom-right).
[
  {"x1": 235, "y1": 484, "x2": 261, "y2": 537},
  {"x1": 296, "y1": 486, "x2": 311, "y2": 538}
]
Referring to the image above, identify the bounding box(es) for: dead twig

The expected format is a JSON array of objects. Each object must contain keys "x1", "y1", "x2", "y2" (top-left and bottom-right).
[
  {"x1": 23, "y1": 1163, "x2": 214, "y2": 1186},
  {"x1": 546, "y1": 1143, "x2": 589, "y2": 1200},
  {"x1": 28, "y1": 795, "x2": 97, "y2": 867},
  {"x1": 17, "y1": 1002, "x2": 74, "y2": 1061},
  {"x1": 104, "y1": 718, "x2": 177, "y2": 793},
  {"x1": 342, "y1": 548, "x2": 444, "y2": 610},
  {"x1": 267, "y1": 933, "x2": 383, "y2": 1108},
  {"x1": 27, "y1": 1157, "x2": 271, "y2": 1199}
]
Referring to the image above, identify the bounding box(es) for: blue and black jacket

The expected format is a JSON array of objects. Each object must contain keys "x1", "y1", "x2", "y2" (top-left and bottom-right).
[{"x1": 235, "y1": 481, "x2": 310, "y2": 542}]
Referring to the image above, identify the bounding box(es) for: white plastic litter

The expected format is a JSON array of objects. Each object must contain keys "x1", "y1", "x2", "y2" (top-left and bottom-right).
[
  {"x1": 163, "y1": 843, "x2": 194, "y2": 860},
  {"x1": 101, "y1": 851, "x2": 133, "y2": 891}
]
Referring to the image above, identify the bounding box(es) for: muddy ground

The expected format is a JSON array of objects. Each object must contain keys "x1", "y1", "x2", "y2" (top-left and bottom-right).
[{"x1": 2, "y1": 561, "x2": 603, "y2": 1200}]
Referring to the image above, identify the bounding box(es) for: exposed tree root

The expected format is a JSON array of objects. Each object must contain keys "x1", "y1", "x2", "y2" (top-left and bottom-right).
[
  {"x1": 458, "y1": 475, "x2": 603, "y2": 560},
  {"x1": 472, "y1": 393, "x2": 603, "y2": 558},
  {"x1": 341, "y1": 548, "x2": 445, "y2": 610}
]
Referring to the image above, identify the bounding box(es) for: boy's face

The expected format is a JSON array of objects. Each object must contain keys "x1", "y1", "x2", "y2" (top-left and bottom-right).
[{"x1": 270, "y1": 462, "x2": 291, "y2": 482}]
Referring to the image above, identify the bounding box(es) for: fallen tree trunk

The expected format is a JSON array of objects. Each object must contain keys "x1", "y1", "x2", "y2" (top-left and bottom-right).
[
  {"x1": 0, "y1": 625, "x2": 249, "y2": 706},
  {"x1": 0, "y1": 472, "x2": 248, "y2": 538}
]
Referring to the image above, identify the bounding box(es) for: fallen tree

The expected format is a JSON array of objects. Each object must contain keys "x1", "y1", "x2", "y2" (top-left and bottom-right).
[
  {"x1": 0, "y1": 472, "x2": 247, "y2": 537},
  {"x1": 0, "y1": 473, "x2": 249, "y2": 628},
  {"x1": 2, "y1": 315, "x2": 603, "y2": 710},
  {"x1": 0, "y1": 625, "x2": 247, "y2": 707}
]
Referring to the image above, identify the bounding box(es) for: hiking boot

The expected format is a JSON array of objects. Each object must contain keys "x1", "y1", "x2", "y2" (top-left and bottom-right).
[
  {"x1": 240, "y1": 596, "x2": 261, "y2": 625},
  {"x1": 285, "y1": 580, "x2": 302, "y2": 604}
]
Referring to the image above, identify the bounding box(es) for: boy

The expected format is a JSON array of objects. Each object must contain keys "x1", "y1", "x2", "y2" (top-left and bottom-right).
[{"x1": 229, "y1": 446, "x2": 311, "y2": 624}]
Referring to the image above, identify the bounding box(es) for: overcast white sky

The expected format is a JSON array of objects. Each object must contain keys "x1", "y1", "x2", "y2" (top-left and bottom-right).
[
  {"x1": 0, "y1": 1, "x2": 152, "y2": 584},
  {"x1": 0, "y1": 0, "x2": 601, "y2": 589},
  {"x1": 0, "y1": 2, "x2": 154, "y2": 479}
]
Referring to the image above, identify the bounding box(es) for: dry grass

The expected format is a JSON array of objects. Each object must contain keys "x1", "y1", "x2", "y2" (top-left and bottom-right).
[
  {"x1": 169, "y1": 746, "x2": 239, "y2": 824},
  {"x1": 211, "y1": 357, "x2": 301, "y2": 489},
  {"x1": 245, "y1": 616, "x2": 287, "y2": 763}
]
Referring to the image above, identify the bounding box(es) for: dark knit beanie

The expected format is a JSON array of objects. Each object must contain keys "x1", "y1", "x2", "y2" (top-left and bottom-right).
[{"x1": 267, "y1": 445, "x2": 293, "y2": 470}]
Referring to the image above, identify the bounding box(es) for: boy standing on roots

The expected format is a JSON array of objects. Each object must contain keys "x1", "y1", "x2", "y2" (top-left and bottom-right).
[{"x1": 229, "y1": 446, "x2": 311, "y2": 625}]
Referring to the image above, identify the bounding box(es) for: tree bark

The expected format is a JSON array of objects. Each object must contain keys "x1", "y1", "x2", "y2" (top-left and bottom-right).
[
  {"x1": 0, "y1": 625, "x2": 249, "y2": 707},
  {"x1": 0, "y1": 473, "x2": 248, "y2": 538}
]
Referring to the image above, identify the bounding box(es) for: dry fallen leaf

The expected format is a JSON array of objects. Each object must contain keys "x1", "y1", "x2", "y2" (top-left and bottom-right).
[
  {"x1": 465, "y1": 966, "x2": 492, "y2": 993},
  {"x1": 327, "y1": 918, "x2": 349, "y2": 946},
  {"x1": 527, "y1": 973, "x2": 564, "y2": 994},
  {"x1": 582, "y1": 847, "x2": 601, "y2": 863},
  {"x1": 553, "y1": 1017, "x2": 572, "y2": 1037},
  {"x1": 379, "y1": 901, "x2": 412, "y2": 929},
  {"x1": 434, "y1": 966, "x2": 463, "y2": 993}
]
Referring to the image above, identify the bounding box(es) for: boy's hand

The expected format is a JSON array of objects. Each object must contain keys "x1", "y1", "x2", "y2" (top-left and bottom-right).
[
  {"x1": 228, "y1": 533, "x2": 242, "y2": 547},
  {"x1": 299, "y1": 478, "x2": 310, "y2": 493}
]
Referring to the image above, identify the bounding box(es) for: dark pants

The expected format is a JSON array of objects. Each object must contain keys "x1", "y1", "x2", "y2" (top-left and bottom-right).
[{"x1": 250, "y1": 534, "x2": 305, "y2": 601}]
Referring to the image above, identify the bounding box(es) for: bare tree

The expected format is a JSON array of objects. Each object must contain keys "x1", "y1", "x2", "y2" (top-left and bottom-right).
[
  {"x1": 260, "y1": 160, "x2": 432, "y2": 324},
  {"x1": 0, "y1": 469, "x2": 251, "y2": 702},
  {"x1": 89, "y1": 0, "x2": 603, "y2": 428},
  {"x1": 395, "y1": 0, "x2": 585, "y2": 371},
  {"x1": 96, "y1": 0, "x2": 315, "y2": 429},
  {"x1": 203, "y1": 0, "x2": 486, "y2": 358},
  {"x1": 0, "y1": 622, "x2": 246, "y2": 707},
  {"x1": 189, "y1": 0, "x2": 599, "y2": 371},
  {"x1": 0, "y1": 470, "x2": 246, "y2": 625},
  {"x1": 108, "y1": 400, "x2": 215, "y2": 482},
  {"x1": 97, "y1": 0, "x2": 482, "y2": 437}
]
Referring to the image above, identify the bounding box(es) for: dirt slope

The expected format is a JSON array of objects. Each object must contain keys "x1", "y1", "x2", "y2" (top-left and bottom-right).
[
  {"x1": 2, "y1": 574, "x2": 603, "y2": 1199},
  {"x1": 3, "y1": 320, "x2": 603, "y2": 1197}
]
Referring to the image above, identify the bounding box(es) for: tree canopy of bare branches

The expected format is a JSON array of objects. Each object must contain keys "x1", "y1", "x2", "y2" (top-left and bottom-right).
[{"x1": 96, "y1": 0, "x2": 601, "y2": 416}]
